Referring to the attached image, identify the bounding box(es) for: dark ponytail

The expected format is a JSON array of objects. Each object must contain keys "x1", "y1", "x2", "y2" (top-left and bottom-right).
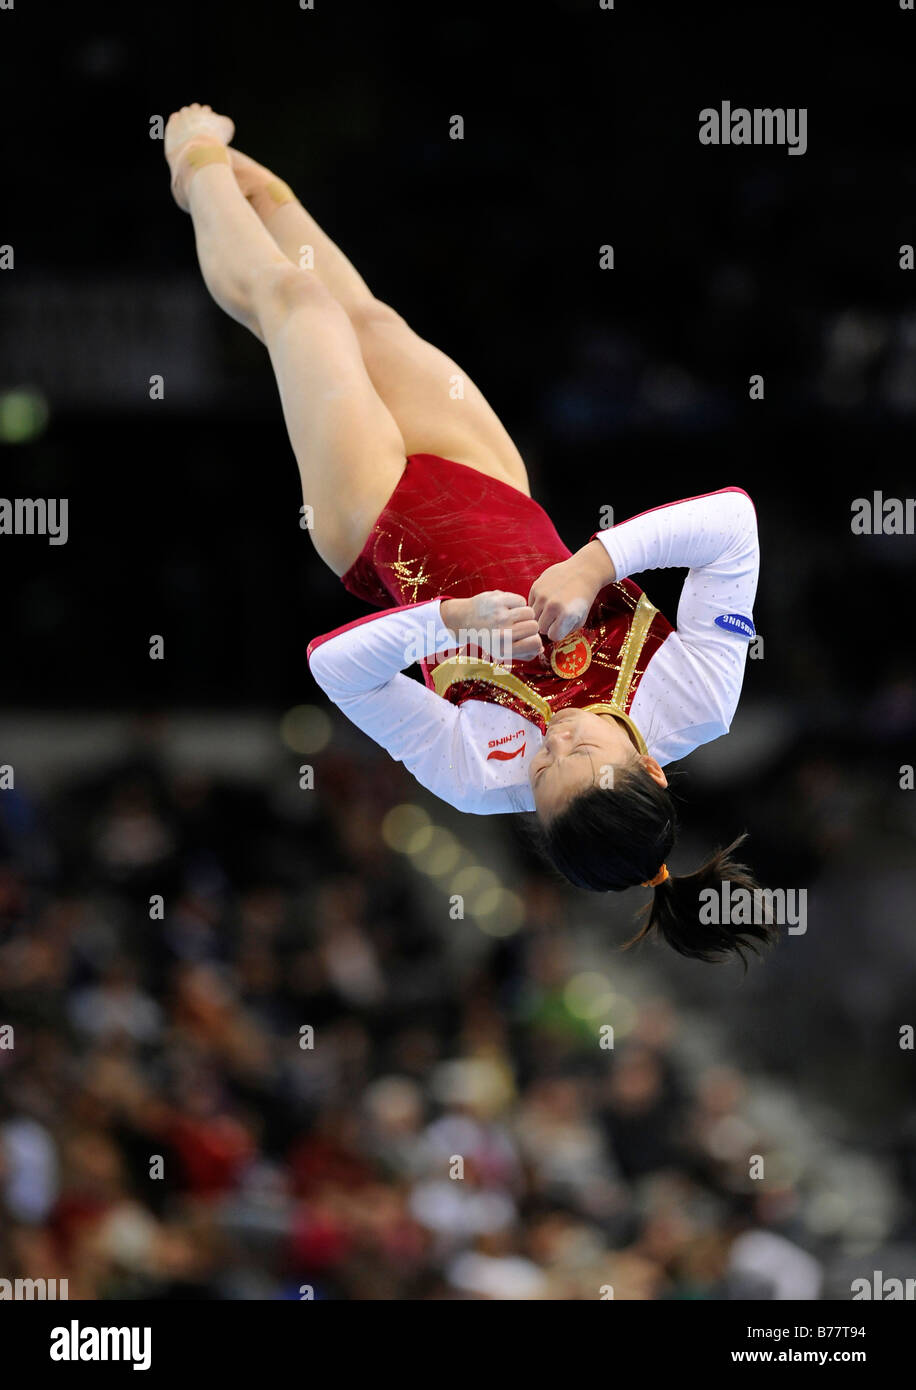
[
  {"x1": 534, "y1": 766, "x2": 776, "y2": 966},
  {"x1": 624, "y1": 833, "x2": 774, "y2": 965}
]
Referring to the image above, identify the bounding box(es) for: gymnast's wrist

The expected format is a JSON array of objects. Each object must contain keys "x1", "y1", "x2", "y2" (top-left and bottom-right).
[
  {"x1": 439, "y1": 597, "x2": 466, "y2": 642},
  {"x1": 577, "y1": 538, "x2": 616, "y2": 586}
]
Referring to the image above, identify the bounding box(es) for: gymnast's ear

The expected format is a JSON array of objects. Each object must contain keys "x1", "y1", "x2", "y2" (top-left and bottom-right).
[{"x1": 636, "y1": 754, "x2": 668, "y2": 789}]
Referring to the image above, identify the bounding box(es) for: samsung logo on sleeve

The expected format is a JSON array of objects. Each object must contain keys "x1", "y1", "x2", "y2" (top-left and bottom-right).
[{"x1": 714, "y1": 613, "x2": 755, "y2": 638}]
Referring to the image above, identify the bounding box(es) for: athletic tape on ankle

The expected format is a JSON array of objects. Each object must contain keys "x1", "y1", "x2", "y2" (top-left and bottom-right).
[
  {"x1": 185, "y1": 143, "x2": 231, "y2": 172},
  {"x1": 264, "y1": 178, "x2": 296, "y2": 208}
]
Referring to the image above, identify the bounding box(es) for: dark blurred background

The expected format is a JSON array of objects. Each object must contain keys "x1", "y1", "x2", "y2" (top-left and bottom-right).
[{"x1": 0, "y1": 0, "x2": 915, "y2": 1299}]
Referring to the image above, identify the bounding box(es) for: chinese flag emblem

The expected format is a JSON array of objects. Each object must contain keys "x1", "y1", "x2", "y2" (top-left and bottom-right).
[{"x1": 549, "y1": 630, "x2": 592, "y2": 679}]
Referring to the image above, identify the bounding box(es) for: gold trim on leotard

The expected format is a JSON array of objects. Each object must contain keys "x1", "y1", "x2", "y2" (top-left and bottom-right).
[
  {"x1": 609, "y1": 592, "x2": 658, "y2": 708},
  {"x1": 431, "y1": 658, "x2": 554, "y2": 721},
  {"x1": 580, "y1": 704, "x2": 648, "y2": 756},
  {"x1": 431, "y1": 589, "x2": 659, "y2": 758}
]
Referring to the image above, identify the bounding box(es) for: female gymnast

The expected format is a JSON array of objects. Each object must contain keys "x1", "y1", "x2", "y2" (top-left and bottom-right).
[{"x1": 165, "y1": 104, "x2": 772, "y2": 965}]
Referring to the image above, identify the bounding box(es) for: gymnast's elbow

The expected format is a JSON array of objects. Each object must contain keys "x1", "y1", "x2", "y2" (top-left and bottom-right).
[
  {"x1": 306, "y1": 648, "x2": 376, "y2": 701},
  {"x1": 730, "y1": 489, "x2": 759, "y2": 544},
  {"x1": 306, "y1": 645, "x2": 338, "y2": 694}
]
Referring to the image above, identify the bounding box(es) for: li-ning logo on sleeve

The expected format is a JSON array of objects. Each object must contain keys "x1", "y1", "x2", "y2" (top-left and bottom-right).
[
  {"x1": 714, "y1": 613, "x2": 755, "y2": 639},
  {"x1": 487, "y1": 729, "x2": 527, "y2": 760}
]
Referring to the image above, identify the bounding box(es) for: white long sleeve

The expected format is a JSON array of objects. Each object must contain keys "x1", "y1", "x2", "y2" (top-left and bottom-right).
[
  {"x1": 593, "y1": 487, "x2": 760, "y2": 763},
  {"x1": 306, "y1": 599, "x2": 537, "y2": 814}
]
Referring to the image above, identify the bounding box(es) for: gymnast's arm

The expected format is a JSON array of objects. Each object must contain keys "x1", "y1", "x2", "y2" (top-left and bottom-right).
[
  {"x1": 307, "y1": 597, "x2": 464, "y2": 758},
  {"x1": 529, "y1": 487, "x2": 759, "y2": 730},
  {"x1": 595, "y1": 487, "x2": 761, "y2": 731},
  {"x1": 306, "y1": 597, "x2": 534, "y2": 812}
]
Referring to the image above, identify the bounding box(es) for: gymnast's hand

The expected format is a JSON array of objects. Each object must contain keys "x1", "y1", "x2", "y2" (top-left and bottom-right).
[
  {"x1": 440, "y1": 591, "x2": 544, "y2": 663},
  {"x1": 528, "y1": 540, "x2": 617, "y2": 642}
]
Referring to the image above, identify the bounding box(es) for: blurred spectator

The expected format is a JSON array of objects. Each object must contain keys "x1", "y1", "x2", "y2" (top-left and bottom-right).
[{"x1": 0, "y1": 719, "x2": 912, "y2": 1300}]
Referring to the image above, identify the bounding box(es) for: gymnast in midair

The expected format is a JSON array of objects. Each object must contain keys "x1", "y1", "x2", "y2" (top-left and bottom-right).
[{"x1": 165, "y1": 104, "x2": 771, "y2": 964}]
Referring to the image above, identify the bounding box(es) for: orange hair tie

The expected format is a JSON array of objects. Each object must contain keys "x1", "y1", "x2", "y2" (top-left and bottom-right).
[{"x1": 642, "y1": 864, "x2": 669, "y2": 888}]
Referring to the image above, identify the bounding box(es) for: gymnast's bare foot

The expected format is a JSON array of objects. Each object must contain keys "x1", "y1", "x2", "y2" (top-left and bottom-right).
[{"x1": 165, "y1": 103, "x2": 235, "y2": 212}]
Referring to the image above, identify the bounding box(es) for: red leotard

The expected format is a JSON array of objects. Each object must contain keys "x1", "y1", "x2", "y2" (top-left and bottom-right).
[{"x1": 340, "y1": 453, "x2": 673, "y2": 734}]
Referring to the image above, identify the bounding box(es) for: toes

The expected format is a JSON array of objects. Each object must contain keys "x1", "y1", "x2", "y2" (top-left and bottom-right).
[{"x1": 164, "y1": 106, "x2": 235, "y2": 158}]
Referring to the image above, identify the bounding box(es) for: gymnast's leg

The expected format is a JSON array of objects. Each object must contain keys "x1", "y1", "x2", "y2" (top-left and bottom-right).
[
  {"x1": 165, "y1": 105, "x2": 407, "y2": 576},
  {"x1": 229, "y1": 148, "x2": 531, "y2": 497}
]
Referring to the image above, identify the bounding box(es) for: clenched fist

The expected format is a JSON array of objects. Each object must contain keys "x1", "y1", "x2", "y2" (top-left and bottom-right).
[
  {"x1": 528, "y1": 540, "x2": 616, "y2": 642},
  {"x1": 440, "y1": 590, "x2": 544, "y2": 663}
]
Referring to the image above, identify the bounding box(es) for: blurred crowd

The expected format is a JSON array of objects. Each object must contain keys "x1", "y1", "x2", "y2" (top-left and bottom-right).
[{"x1": 1, "y1": 720, "x2": 914, "y2": 1301}]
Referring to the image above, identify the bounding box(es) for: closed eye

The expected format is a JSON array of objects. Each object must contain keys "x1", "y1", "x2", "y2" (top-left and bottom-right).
[{"x1": 534, "y1": 742, "x2": 600, "y2": 780}]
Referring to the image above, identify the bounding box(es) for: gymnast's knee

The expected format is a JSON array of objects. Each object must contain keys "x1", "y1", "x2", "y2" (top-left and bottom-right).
[
  {"x1": 347, "y1": 297, "x2": 407, "y2": 334},
  {"x1": 252, "y1": 263, "x2": 336, "y2": 321}
]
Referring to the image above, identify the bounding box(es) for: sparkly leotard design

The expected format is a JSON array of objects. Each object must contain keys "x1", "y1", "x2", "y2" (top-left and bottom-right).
[{"x1": 341, "y1": 454, "x2": 673, "y2": 735}]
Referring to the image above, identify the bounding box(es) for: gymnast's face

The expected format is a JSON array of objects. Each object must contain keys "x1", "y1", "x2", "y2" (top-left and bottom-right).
[{"x1": 529, "y1": 708, "x2": 667, "y2": 820}]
